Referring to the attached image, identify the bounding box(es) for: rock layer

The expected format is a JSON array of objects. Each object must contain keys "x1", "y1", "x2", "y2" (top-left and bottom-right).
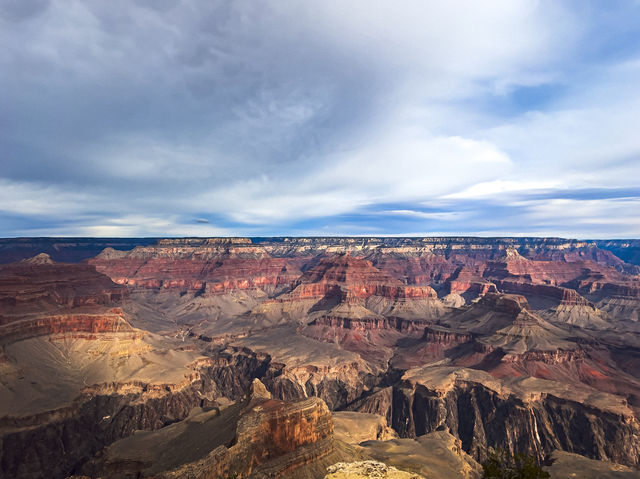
[
  {"x1": 354, "y1": 366, "x2": 640, "y2": 466},
  {"x1": 2, "y1": 237, "x2": 640, "y2": 478},
  {"x1": 89, "y1": 380, "x2": 337, "y2": 479}
]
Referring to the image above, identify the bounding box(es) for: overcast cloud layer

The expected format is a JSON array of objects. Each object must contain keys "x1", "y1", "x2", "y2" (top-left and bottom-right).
[{"x1": 2, "y1": 0, "x2": 640, "y2": 238}]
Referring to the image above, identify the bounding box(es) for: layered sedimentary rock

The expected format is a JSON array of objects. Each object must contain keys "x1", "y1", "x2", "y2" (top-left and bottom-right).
[
  {"x1": 86, "y1": 237, "x2": 640, "y2": 329},
  {"x1": 407, "y1": 292, "x2": 640, "y2": 404},
  {"x1": 369, "y1": 253, "x2": 459, "y2": 285},
  {"x1": 0, "y1": 254, "x2": 129, "y2": 342},
  {"x1": 0, "y1": 338, "x2": 291, "y2": 479},
  {"x1": 87, "y1": 379, "x2": 342, "y2": 479},
  {"x1": 249, "y1": 254, "x2": 445, "y2": 366},
  {"x1": 290, "y1": 254, "x2": 436, "y2": 300},
  {"x1": 434, "y1": 292, "x2": 567, "y2": 345},
  {"x1": 249, "y1": 236, "x2": 630, "y2": 267},
  {"x1": 90, "y1": 243, "x2": 301, "y2": 295},
  {"x1": 278, "y1": 254, "x2": 440, "y2": 322},
  {"x1": 0, "y1": 255, "x2": 258, "y2": 479},
  {"x1": 3, "y1": 237, "x2": 640, "y2": 478},
  {"x1": 275, "y1": 256, "x2": 445, "y2": 368},
  {"x1": 446, "y1": 266, "x2": 496, "y2": 297},
  {"x1": 354, "y1": 366, "x2": 640, "y2": 466},
  {"x1": 0, "y1": 254, "x2": 126, "y2": 312},
  {"x1": 481, "y1": 248, "x2": 640, "y2": 326},
  {"x1": 234, "y1": 327, "x2": 379, "y2": 410},
  {"x1": 5, "y1": 235, "x2": 639, "y2": 269}
]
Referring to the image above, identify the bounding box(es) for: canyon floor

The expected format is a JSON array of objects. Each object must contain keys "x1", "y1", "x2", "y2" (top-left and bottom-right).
[{"x1": 2, "y1": 237, "x2": 640, "y2": 478}]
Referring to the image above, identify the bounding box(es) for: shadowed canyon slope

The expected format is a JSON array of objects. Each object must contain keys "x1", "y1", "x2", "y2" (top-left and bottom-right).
[{"x1": 2, "y1": 237, "x2": 640, "y2": 478}]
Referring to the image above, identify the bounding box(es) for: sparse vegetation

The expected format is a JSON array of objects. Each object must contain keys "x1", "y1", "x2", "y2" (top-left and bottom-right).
[{"x1": 482, "y1": 450, "x2": 550, "y2": 479}]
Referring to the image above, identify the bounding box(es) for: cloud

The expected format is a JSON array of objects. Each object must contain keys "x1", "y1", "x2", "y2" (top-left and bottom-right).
[
  {"x1": 444, "y1": 180, "x2": 561, "y2": 199},
  {"x1": 0, "y1": 179, "x2": 94, "y2": 217},
  {"x1": 0, "y1": 0, "x2": 50, "y2": 22},
  {"x1": 382, "y1": 210, "x2": 465, "y2": 221},
  {"x1": 1, "y1": 1, "x2": 640, "y2": 237},
  {"x1": 197, "y1": 132, "x2": 512, "y2": 224}
]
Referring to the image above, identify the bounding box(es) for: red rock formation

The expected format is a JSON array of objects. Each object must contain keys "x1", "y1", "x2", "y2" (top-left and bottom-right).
[
  {"x1": 446, "y1": 266, "x2": 496, "y2": 296},
  {"x1": 527, "y1": 246, "x2": 634, "y2": 272},
  {"x1": 478, "y1": 249, "x2": 640, "y2": 322},
  {"x1": 0, "y1": 254, "x2": 131, "y2": 342},
  {"x1": 233, "y1": 396, "x2": 334, "y2": 473},
  {"x1": 90, "y1": 248, "x2": 302, "y2": 295},
  {"x1": 371, "y1": 254, "x2": 459, "y2": 284},
  {"x1": 94, "y1": 379, "x2": 337, "y2": 479},
  {"x1": 482, "y1": 248, "x2": 592, "y2": 285},
  {"x1": 5, "y1": 238, "x2": 640, "y2": 479},
  {"x1": 0, "y1": 254, "x2": 127, "y2": 314},
  {"x1": 85, "y1": 238, "x2": 640, "y2": 323},
  {"x1": 291, "y1": 254, "x2": 436, "y2": 302},
  {"x1": 0, "y1": 311, "x2": 134, "y2": 343},
  {"x1": 482, "y1": 248, "x2": 636, "y2": 299}
]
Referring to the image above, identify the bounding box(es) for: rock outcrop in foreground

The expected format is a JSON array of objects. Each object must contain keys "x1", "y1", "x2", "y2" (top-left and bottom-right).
[
  {"x1": 325, "y1": 461, "x2": 423, "y2": 479},
  {"x1": 86, "y1": 379, "x2": 341, "y2": 479}
]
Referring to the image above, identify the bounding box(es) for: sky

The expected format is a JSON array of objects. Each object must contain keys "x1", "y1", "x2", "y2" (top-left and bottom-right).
[{"x1": 2, "y1": 0, "x2": 640, "y2": 238}]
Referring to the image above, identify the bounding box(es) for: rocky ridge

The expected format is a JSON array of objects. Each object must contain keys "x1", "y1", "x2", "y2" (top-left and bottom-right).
[{"x1": 89, "y1": 379, "x2": 339, "y2": 479}]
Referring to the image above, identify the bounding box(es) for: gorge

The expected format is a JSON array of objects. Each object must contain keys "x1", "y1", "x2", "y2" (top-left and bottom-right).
[{"x1": 1, "y1": 237, "x2": 640, "y2": 478}]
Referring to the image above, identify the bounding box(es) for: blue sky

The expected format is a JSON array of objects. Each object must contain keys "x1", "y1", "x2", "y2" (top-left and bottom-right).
[{"x1": 1, "y1": 0, "x2": 640, "y2": 238}]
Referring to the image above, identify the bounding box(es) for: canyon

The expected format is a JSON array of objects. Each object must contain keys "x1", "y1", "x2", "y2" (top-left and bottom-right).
[{"x1": 1, "y1": 237, "x2": 640, "y2": 478}]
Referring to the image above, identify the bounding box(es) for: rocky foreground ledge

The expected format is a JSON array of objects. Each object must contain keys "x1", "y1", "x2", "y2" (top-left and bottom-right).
[
  {"x1": 76, "y1": 379, "x2": 349, "y2": 479},
  {"x1": 325, "y1": 461, "x2": 424, "y2": 479}
]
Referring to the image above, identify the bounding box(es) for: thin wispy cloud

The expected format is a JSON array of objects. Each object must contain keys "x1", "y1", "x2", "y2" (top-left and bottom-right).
[{"x1": 1, "y1": 1, "x2": 640, "y2": 237}]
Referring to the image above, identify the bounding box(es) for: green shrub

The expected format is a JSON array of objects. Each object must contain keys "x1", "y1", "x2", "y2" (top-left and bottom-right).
[{"x1": 482, "y1": 449, "x2": 550, "y2": 479}]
